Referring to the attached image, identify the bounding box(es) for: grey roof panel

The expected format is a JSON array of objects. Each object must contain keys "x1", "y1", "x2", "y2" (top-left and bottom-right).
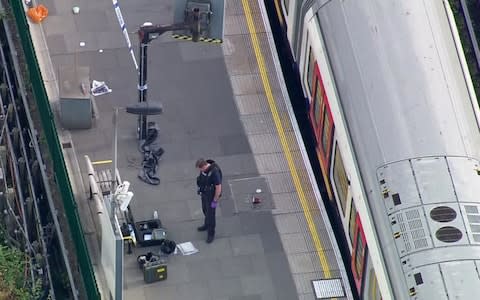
[
  {"x1": 405, "y1": 246, "x2": 480, "y2": 269},
  {"x1": 407, "y1": 264, "x2": 447, "y2": 299},
  {"x1": 441, "y1": 261, "x2": 480, "y2": 299},
  {"x1": 448, "y1": 157, "x2": 480, "y2": 204},
  {"x1": 377, "y1": 160, "x2": 419, "y2": 213},
  {"x1": 412, "y1": 158, "x2": 456, "y2": 204}
]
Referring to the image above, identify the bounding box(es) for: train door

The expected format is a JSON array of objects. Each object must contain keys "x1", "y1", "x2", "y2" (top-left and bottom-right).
[
  {"x1": 351, "y1": 215, "x2": 367, "y2": 293},
  {"x1": 307, "y1": 50, "x2": 334, "y2": 199}
]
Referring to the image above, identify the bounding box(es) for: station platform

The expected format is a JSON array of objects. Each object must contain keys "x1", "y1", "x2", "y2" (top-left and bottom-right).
[{"x1": 28, "y1": 0, "x2": 352, "y2": 299}]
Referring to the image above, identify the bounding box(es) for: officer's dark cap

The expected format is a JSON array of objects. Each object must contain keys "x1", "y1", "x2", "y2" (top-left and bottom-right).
[{"x1": 195, "y1": 158, "x2": 208, "y2": 168}]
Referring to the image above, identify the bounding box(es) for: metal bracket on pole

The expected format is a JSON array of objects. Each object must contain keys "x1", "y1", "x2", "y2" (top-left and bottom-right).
[{"x1": 136, "y1": 1, "x2": 223, "y2": 140}]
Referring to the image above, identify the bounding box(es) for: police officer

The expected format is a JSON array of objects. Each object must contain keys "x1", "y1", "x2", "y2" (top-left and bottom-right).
[{"x1": 195, "y1": 158, "x2": 222, "y2": 243}]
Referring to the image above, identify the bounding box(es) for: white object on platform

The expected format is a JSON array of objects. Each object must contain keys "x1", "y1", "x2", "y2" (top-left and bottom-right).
[
  {"x1": 91, "y1": 80, "x2": 112, "y2": 96},
  {"x1": 177, "y1": 242, "x2": 199, "y2": 256}
]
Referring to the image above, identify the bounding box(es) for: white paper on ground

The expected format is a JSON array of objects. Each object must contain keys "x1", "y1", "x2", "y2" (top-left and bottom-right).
[
  {"x1": 177, "y1": 241, "x2": 199, "y2": 255},
  {"x1": 91, "y1": 80, "x2": 112, "y2": 96}
]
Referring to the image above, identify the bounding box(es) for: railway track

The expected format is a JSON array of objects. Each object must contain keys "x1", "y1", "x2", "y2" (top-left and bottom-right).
[
  {"x1": 458, "y1": 0, "x2": 480, "y2": 70},
  {"x1": 0, "y1": 9, "x2": 78, "y2": 300},
  {"x1": 449, "y1": 0, "x2": 480, "y2": 98}
]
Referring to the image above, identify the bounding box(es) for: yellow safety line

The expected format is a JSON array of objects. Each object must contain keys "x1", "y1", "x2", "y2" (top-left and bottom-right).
[
  {"x1": 91, "y1": 160, "x2": 112, "y2": 165},
  {"x1": 240, "y1": 0, "x2": 332, "y2": 277}
]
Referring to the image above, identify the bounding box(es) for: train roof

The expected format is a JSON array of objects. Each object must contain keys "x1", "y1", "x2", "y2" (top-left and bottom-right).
[
  {"x1": 314, "y1": 0, "x2": 480, "y2": 298},
  {"x1": 318, "y1": 0, "x2": 480, "y2": 163}
]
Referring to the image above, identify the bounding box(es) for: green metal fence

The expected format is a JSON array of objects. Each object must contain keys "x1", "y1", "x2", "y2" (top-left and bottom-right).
[{"x1": 8, "y1": 1, "x2": 100, "y2": 299}]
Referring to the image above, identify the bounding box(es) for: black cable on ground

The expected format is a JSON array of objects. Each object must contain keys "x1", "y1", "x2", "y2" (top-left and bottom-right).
[{"x1": 138, "y1": 122, "x2": 164, "y2": 185}]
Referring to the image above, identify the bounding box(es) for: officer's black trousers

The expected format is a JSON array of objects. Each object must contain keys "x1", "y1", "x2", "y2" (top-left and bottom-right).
[{"x1": 201, "y1": 193, "x2": 216, "y2": 236}]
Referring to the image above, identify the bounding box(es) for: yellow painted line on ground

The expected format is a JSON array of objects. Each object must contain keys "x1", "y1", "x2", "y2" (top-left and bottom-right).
[
  {"x1": 91, "y1": 160, "x2": 112, "y2": 165},
  {"x1": 240, "y1": 0, "x2": 332, "y2": 277}
]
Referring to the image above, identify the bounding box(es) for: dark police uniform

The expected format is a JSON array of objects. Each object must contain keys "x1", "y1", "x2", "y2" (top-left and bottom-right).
[{"x1": 197, "y1": 162, "x2": 222, "y2": 239}]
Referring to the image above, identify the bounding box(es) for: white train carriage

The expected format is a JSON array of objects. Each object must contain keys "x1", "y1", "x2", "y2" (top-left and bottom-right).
[{"x1": 275, "y1": 0, "x2": 480, "y2": 299}]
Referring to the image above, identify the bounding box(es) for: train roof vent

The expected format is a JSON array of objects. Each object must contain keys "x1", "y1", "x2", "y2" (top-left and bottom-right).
[
  {"x1": 427, "y1": 204, "x2": 467, "y2": 246},
  {"x1": 391, "y1": 208, "x2": 432, "y2": 256},
  {"x1": 435, "y1": 226, "x2": 462, "y2": 243},
  {"x1": 463, "y1": 205, "x2": 480, "y2": 243},
  {"x1": 430, "y1": 206, "x2": 456, "y2": 222}
]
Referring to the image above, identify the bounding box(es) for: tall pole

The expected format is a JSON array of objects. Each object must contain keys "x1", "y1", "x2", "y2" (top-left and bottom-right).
[
  {"x1": 111, "y1": 107, "x2": 118, "y2": 221},
  {"x1": 138, "y1": 23, "x2": 150, "y2": 140}
]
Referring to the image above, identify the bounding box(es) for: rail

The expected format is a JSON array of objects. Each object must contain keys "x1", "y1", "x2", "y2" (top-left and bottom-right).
[{"x1": 459, "y1": 0, "x2": 480, "y2": 71}]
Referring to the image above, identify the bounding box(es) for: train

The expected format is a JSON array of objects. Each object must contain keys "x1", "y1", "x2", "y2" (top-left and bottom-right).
[{"x1": 273, "y1": 0, "x2": 480, "y2": 299}]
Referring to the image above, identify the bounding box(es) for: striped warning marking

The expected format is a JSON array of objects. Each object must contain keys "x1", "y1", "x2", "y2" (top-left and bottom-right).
[
  {"x1": 91, "y1": 160, "x2": 112, "y2": 165},
  {"x1": 171, "y1": 34, "x2": 223, "y2": 44}
]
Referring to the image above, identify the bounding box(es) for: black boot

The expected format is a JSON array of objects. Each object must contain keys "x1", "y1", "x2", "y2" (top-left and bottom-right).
[
  {"x1": 197, "y1": 225, "x2": 207, "y2": 232},
  {"x1": 206, "y1": 234, "x2": 214, "y2": 244}
]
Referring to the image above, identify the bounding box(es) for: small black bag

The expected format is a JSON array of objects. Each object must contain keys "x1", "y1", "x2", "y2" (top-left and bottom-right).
[{"x1": 160, "y1": 239, "x2": 176, "y2": 255}]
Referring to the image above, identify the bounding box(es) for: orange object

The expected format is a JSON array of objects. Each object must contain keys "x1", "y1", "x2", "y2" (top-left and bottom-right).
[{"x1": 27, "y1": 5, "x2": 48, "y2": 23}]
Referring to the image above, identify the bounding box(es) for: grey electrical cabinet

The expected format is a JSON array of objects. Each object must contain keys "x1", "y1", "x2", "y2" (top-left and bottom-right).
[{"x1": 58, "y1": 66, "x2": 93, "y2": 129}]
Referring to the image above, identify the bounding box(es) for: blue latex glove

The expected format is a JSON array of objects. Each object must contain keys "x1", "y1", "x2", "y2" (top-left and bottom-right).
[{"x1": 210, "y1": 201, "x2": 218, "y2": 208}]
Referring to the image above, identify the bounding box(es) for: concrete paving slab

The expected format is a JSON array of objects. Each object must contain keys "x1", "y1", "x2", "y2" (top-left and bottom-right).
[
  {"x1": 123, "y1": 287, "x2": 146, "y2": 299},
  {"x1": 230, "y1": 234, "x2": 264, "y2": 256},
  {"x1": 265, "y1": 252, "x2": 300, "y2": 300},
  {"x1": 73, "y1": 11, "x2": 110, "y2": 32},
  {"x1": 143, "y1": 284, "x2": 178, "y2": 300},
  {"x1": 218, "y1": 255, "x2": 254, "y2": 278},
  {"x1": 46, "y1": 34, "x2": 68, "y2": 55},
  {"x1": 230, "y1": 295, "x2": 262, "y2": 300},
  {"x1": 177, "y1": 281, "x2": 212, "y2": 300},
  {"x1": 43, "y1": 0, "x2": 74, "y2": 15},
  {"x1": 250, "y1": 254, "x2": 270, "y2": 276},
  {"x1": 240, "y1": 275, "x2": 275, "y2": 296},
  {"x1": 208, "y1": 277, "x2": 244, "y2": 299},
  {"x1": 193, "y1": 237, "x2": 233, "y2": 259},
  {"x1": 219, "y1": 134, "x2": 252, "y2": 155},
  {"x1": 186, "y1": 258, "x2": 223, "y2": 280},
  {"x1": 74, "y1": 0, "x2": 112, "y2": 12},
  {"x1": 43, "y1": 16, "x2": 77, "y2": 35}
]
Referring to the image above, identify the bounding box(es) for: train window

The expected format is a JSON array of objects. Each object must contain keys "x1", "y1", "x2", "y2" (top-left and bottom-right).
[
  {"x1": 321, "y1": 107, "x2": 330, "y2": 153},
  {"x1": 349, "y1": 201, "x2": 357, "y2": 245},
  {"x1": 333, "y1": 146, "x2": 348, "y2": 215},
  {"x1": 436, "y1": 226, "x2": 462, "y2": 243},
  {"x1": 352, "y1": 218, "x2": 367, "y2": 291},
  {"x1": 307, "y1": 47, "x2": 314, "y2": 95},
  {"x1": 354, "y1": 235, "x2": 365, "y2": 276},
  {"x1": 313, "y1": 79, "x2": 323, "y2": 128}
]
